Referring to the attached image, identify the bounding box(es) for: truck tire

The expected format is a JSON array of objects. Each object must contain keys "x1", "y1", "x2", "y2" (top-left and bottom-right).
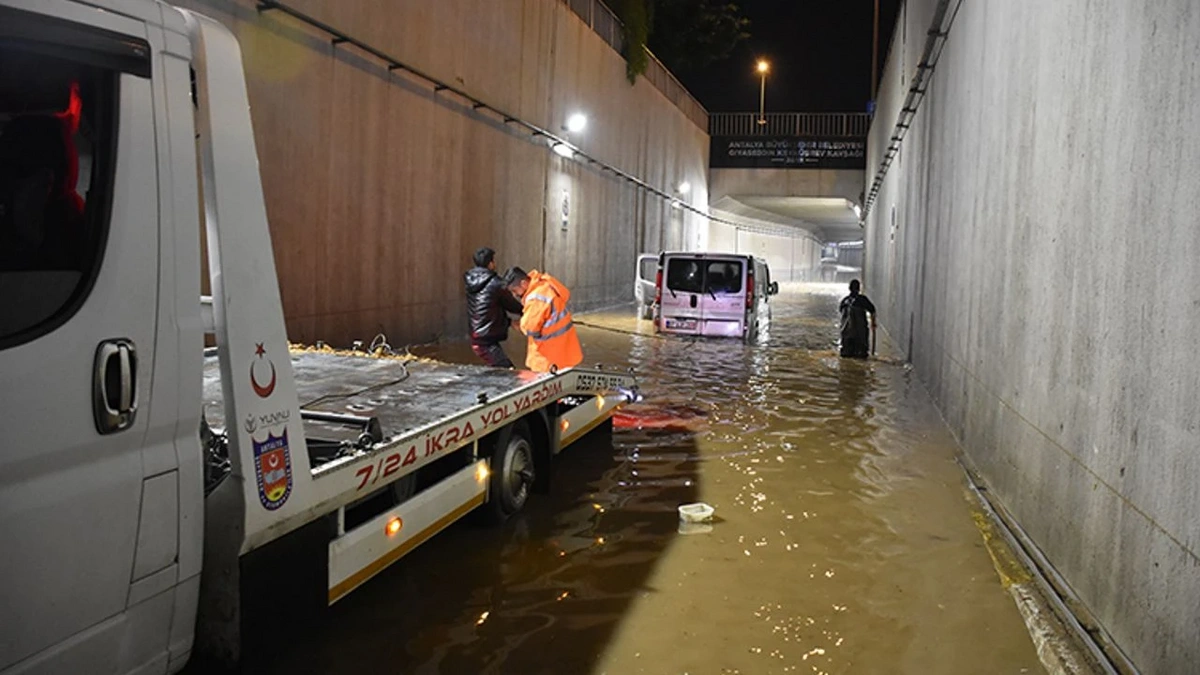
[{"x1": 482, "y1": 420, "x2": 534, "y2": 524}]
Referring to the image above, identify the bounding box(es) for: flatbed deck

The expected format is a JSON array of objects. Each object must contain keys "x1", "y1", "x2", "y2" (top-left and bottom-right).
[{"x1": 203, "y1": 350, "x2": 547, "y2": 449}]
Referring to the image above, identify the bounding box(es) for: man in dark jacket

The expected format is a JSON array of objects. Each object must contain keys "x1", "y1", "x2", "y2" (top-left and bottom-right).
[
  {"x1": 464, "y1": 247, "x2": 523, "y2": 367},
  {"x1": 839, "y1": 279, "x2": 877, "y2": 359}
]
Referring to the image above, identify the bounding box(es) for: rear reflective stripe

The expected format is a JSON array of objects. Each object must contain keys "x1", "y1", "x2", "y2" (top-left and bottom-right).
[
  {"x1": 542, "y1": 305, "x2": 570, "y2": 329},
  {"x1": 532, "y1": 320, "x2": 574, "y2": 342}
]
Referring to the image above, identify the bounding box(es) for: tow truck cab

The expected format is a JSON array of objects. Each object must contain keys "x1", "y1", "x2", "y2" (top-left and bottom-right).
[{"x1": 0, "y1": 3, "x2": 636, "y2": 674}]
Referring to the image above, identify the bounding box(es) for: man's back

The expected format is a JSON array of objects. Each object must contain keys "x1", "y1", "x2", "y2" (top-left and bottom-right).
[
  {"x1": 465, "y1": 266, "x2": 521, "y2": 344},
  {"x1": 839, "y1": 292, "x2": 875, "y2": 358},
  {"x1": 520, "y1": 271, "x2": 582, "y2": 372}
]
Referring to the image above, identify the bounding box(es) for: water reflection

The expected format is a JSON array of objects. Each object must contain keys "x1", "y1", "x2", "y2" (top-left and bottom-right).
[{"x1": 230, "y1": 283, "x2": 1041, "y2": 675}]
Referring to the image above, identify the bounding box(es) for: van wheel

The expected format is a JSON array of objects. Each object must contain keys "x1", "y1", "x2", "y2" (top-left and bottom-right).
[{"x1": 483, "y1": 420, "x2": 534, "y2": 524}]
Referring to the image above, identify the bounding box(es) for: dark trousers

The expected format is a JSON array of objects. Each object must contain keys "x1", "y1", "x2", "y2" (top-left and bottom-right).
[
  {"x1": 471, "y1": 341, "x2": 514, "y2": 368},
  {"x1": 840, "y1": 338, "x2": 870, "y2": 359}
]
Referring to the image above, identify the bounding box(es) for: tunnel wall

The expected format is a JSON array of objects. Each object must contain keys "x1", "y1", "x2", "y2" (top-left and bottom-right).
[
  {"x1": 864, "y1": 1, "x2": 1200, "y2": 672},
  {"x1": 700, "y1": 222, "x2": 822, "y2": 283},
  {"x1": 179, "y1": 0, "x2": 710, "y2": 345}
]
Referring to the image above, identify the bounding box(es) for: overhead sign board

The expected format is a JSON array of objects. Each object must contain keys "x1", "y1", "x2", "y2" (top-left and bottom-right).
[{"x1": 710, "y1": 136, "x2": 866, "y2": 169}]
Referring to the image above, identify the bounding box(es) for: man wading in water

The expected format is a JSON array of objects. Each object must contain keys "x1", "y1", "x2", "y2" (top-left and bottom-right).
[{"x1": 839, "y1": 279, "x2": 877, "y2": 359}]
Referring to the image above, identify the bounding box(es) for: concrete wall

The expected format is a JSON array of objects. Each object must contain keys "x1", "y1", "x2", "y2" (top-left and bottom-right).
[
  {"x1": 864, "y1": 1, "x2": 1200, "y2": 672},
  {"x1": 700, "y1": 221, "x2": 822, "y2": 282},
  {"x1": 180, "y1": 0, "x2": 710, "y2": 345}
]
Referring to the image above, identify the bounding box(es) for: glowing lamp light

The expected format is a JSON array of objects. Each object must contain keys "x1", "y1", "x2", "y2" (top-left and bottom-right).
[
  {"x1": 677, "y1": 181, "x2": 692, "y2": 195},
  {"x1": 385, "y1": 516, "x2": 402, "y2": 537},
  {"x1": 561, "y1": 419, "x2": 571, "y2": 432},
  {"x1": 552, "y1": 142, "x2": 575, "y2": 159},
  {"x1": 566, "y1": 113, "x2": 588, "y2": 133},
  {"x1": 475, "y1": 462, "x2": 490, "y2": 482}
]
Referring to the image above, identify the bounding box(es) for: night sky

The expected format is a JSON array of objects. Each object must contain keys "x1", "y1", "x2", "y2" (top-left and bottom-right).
[{"x1": 672, "y1": 0, "x2": 902, "y2": 113}]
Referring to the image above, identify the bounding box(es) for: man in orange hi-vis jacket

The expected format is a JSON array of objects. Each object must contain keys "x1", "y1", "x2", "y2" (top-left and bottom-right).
[{"x1": 504, "y1": 266, "x2": 583, "y2": 373}]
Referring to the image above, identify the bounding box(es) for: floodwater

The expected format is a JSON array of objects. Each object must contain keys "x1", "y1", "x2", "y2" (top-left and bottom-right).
[{"x1": 246, "y1": 284, "x2": 1044, "y2": 674}]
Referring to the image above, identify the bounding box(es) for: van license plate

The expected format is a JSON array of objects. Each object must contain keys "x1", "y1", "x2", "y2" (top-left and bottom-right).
[{"x1": 665, "y1": 318, "x2": 697, "y2": 329}]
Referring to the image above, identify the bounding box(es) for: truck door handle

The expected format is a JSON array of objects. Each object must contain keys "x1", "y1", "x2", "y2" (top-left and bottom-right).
[
  {"x1": 94, "y1": 339, "x2": 137, "y2": 434},
  {"x1": 690, "y1": 295, "x2": 697, "y2": 308}
]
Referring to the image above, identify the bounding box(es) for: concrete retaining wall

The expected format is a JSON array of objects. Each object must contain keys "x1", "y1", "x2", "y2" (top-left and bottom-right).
[
  {"x1": 700, "y1": 221, "x2": 822, "y2": 283},
  {"x1": 180, "y1": 0, "x2": 712, "y2": 345},
  {"x1": 864, "y1": 1, "x2": 1200, "y2": 672}
]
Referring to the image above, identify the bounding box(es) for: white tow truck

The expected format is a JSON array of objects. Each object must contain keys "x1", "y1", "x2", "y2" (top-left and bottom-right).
[{"x1": 0, "y1": 1, "x2": 637, "y2": 672}]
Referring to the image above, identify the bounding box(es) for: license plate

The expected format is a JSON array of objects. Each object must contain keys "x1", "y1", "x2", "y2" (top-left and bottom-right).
[{"x1": 665, "y1": 318, "x2": 697, "y2": 329}]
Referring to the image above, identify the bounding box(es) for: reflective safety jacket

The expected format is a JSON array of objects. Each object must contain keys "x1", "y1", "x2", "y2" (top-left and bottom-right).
[{"x1": 519, "y1": 270, "x2": 583, "y2": 373}]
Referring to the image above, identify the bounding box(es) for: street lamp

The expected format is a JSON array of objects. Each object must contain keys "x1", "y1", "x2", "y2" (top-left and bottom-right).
[{"x1": 756, "y1": 60, "x2": 770, "y2": 126}]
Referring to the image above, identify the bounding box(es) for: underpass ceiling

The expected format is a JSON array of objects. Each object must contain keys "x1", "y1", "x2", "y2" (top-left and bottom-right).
[{"x1": 709, "y1": 196, "x2": 864, "y2": 243}]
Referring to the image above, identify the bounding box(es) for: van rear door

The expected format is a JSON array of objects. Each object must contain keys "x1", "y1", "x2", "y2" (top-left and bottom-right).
[
  {"x1": 658, "y1": 255, "x2": 704, "y2": 333},
  {"x1": 698, "y1": 257, "x2": 746, "y2": 338}
]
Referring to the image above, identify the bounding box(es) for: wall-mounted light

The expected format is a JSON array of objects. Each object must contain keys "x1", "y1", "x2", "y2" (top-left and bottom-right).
[
  {"x1": 566, "y1": 113, "x2": 588, "y2": 133},
  {"x1": 852, "y1": 203, "x2": 862, "y2": 219},
  {"x1": 552, "y1": 142, "x2": 575, "y2": 159},
  {"x1": 677, "y1": 181, "x2": 692, "y2": 195}
]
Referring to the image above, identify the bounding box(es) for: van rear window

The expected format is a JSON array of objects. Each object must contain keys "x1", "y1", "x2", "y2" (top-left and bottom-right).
[
  {"x1": 666, "y1": 259, "x2": 704, "y2": 293},
  {"x1": 705, "y1": 261, "x2": 742, "y2": 294},
  {"x1": 665, "y1": 258, "x2": 743, "y2": 294}
]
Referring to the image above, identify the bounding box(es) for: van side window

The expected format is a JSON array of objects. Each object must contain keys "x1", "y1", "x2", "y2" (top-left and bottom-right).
[
  {"x1": 639, "y1": 257, "x2": 656, "y2": 281},
  {"x1": 0, "y1": 9, "x2": 127, "y2": 347}
]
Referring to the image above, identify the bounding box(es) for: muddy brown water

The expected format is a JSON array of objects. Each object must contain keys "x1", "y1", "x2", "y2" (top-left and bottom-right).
[{"x1": 234, "y1": 284, "x2": 1043, "y2": 674}]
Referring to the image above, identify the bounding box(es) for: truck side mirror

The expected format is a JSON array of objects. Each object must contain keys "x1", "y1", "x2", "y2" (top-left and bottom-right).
[{"x1": 769, "y1": 282, "x2": 779, "y2": 295}]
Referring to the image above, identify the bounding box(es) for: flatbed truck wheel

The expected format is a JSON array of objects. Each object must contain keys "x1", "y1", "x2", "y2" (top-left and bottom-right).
[{"x1": 482, "y1": 420, "x2": 534, "y2": 524}]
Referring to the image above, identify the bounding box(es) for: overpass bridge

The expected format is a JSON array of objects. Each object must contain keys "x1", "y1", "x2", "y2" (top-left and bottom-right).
[{"x1": 708, "y1": 112, "x2": 870, "y2": 279}]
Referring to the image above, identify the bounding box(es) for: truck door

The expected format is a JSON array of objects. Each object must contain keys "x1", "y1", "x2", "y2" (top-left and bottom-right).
[{"x1": 0, "y1": 5, "x2": 164, "y2": 671}]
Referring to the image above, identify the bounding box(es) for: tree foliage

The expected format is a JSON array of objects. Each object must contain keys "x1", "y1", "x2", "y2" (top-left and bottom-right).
[
  {"x1": 616, "y1": 0, "x2": 650, "y2": 83},
  {"x1": 612, "y1": 0, "x2": 750, "y2": 84},
  {"x1": 646, "y1": 0, "x2": 751, "y2": 74}
]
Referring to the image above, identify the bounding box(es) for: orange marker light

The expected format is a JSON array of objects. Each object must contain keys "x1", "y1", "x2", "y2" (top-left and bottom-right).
[
  {"x1": 561, "y1": 419, "x2": 570, "y2": 432},
  {"x1": 386, "y1": 516, "x2": 402, "y2": 536}
]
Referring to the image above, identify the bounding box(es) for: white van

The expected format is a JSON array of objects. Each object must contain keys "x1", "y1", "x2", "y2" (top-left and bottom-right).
[
  {"x1": 634, "y1": 253, "x2": 658, "y2": 319},
  {"x1": 652, "y1": 252, "x2": 778, "y2": 339}
]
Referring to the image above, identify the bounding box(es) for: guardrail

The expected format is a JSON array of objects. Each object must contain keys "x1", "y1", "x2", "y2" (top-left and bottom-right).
[
  {"x1": 709, "y1": 112, "x2": 871, "y2": 137},
  {"x1": 561, "y1": 0, "x2": 708, "y2": 131}
]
